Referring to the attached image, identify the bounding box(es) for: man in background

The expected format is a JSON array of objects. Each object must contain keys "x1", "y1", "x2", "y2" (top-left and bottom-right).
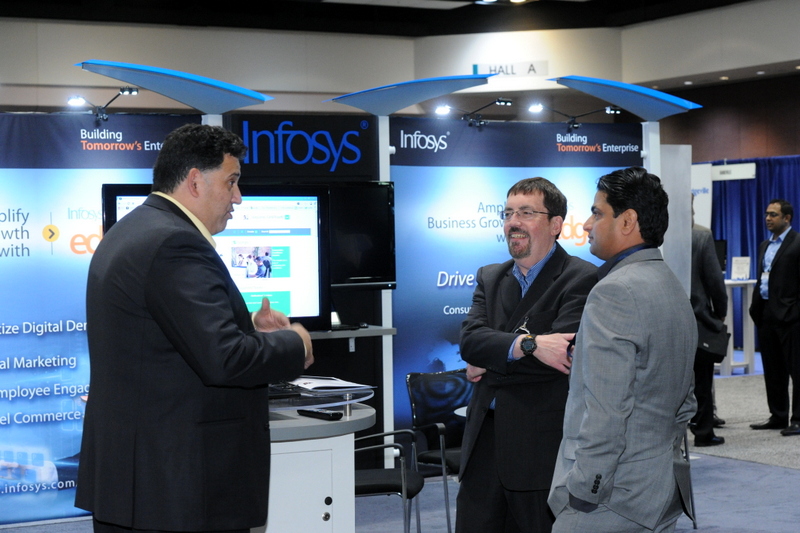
[
  {"x1": 76, "y1": 124, "x2": 313, "y2": 533},
  {"x1": 549, "y1": 167, "x2": 696, "y2": 533},
  {"x1": 690, "y1": 199, "x2": 728, "y2": 447},
  {"x1": 749, "y1": 199, "x2": 800, "y2": 436},
  {"x1": 457, "y1": 177, "x2": 597, "y2": 533}
]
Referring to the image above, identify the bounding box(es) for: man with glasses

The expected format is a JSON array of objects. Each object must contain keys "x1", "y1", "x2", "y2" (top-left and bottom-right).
[
  {"x1": 749, "y1": 199, "x2": 800, "y2": 436},
  {"x1": 457, "y1": 177, "x2": 597, "y2": 533}
]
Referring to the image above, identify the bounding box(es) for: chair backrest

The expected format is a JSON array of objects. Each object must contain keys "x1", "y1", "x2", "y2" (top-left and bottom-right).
[{"x1": 406, "y1": 369, "x2": 473, "y2": 449}]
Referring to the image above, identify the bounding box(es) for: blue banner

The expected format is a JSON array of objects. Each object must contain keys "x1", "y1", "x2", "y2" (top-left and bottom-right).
[
  {"x1": 0, "y1": 113, "x2": 198, "y2": 525},
  {"x1": 389, "y1": 118, "x2": 643, "y2": 429}
]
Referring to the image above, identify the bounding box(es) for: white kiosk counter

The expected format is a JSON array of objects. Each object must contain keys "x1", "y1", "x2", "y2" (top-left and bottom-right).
[{"x1": 256, "y1": 402, "x2": 375, "y2": 533}]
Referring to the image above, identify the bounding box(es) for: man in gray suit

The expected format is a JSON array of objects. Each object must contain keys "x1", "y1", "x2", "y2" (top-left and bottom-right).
[{"x1": 549, "y1": 167, "x2": 697, "y2": 533}]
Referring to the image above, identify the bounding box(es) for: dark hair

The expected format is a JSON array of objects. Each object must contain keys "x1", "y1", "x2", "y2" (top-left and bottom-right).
[
  {"x1": 768, "y1": 199, "x2": 794, "y2": 221},
  {"x1": 507, "y1": 177, "x2": 567, "y2": 219},
  {"x1": 597, "y1": 166, "x2": 669, "y2": 246},
  {"x1": 152, "y1": 124, "x2": 247, "y2": 193}
]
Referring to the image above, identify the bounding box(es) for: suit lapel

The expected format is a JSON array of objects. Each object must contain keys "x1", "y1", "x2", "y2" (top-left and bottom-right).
[
  {"x1": 504, "y1": 244, "x2": 568, "y2": 330},
  {"x1": 770, "y1": 229, "x2": 796, "y2": 268}
]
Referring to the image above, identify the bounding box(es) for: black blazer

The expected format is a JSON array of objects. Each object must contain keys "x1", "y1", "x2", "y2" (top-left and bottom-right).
[
  {"x1": 75, "y1": 195, "x2": 305, "y2": 531},
  {"x1": 750, "y1": 229, "x2": 800, "y2": 327},
  {"x1": 458, "y1": 243, "x2": 597, "y2": 490}
]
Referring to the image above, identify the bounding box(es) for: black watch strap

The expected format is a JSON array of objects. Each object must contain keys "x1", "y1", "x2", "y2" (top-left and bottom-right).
[{"x1": 520, "y1": 334, "x2": 537, "y2": 357}]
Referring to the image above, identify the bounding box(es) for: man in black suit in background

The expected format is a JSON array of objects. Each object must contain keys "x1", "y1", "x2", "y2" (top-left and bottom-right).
[
  {"x1": 690, "y1": 214, "x2": 728, "y2": 447},
  {"x1": 76, "y1": 124, "x2": 313, "y2": 532},
  {"x1": 456, "y1": 178, "x2": 597, "y2": 533},
  {"x1": 749, "y1": 199, "x2": 800, "y2": 436}
]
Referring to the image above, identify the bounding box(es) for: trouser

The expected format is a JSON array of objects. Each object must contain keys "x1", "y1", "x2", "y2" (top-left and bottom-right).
[{"x1": 456, "y1": 411, "x2": 554, "y2": 533}]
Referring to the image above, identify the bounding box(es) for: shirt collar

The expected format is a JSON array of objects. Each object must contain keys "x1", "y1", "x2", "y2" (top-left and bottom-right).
[
  {"x1": 153, "y1": 191, "x2": 216, "y2": 248},
  {"x1": 597, "y1": 243, "x2": 655, "y2": 280},
  {"x1": 771, "y1": 225, "x2": 792, "y2": 243},
  {"x1": 512, "y1": 242, "x2": 556, "y2": 288}
]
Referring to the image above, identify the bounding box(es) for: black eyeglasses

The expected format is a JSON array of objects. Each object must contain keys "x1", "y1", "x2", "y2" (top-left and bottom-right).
[{"x1": 500, "y1": 209, "x2": 551, "y2": 221}]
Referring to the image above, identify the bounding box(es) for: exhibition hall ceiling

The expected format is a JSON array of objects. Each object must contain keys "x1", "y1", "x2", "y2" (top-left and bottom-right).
[{"x1": 0, "y1": 0, "x2": 755, "y2": 37}]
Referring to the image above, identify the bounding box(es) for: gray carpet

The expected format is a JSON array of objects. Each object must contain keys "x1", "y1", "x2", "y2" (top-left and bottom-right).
[
  {"x1": 3, "y1": 372, "x2": 799, "y2": 532},
  {"x1": 699, "y1": 373, "x2": 800, "y2": 470}
]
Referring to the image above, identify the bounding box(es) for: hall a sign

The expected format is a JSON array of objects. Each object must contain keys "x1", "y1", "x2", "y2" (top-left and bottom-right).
[{"x1": 472, "y1": 60, "x2": 549, "y2": 77}]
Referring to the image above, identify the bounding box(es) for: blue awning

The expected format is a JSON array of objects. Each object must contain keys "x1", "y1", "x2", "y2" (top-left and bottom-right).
[
  {"x1": 77, "y1": 60, "x2": 270, "y2": 114},
  {"x1": 328, "y1": 74, "x2": 495, "y2": 116},
  {"x1": 551, "y1": 75, "x2": 702, "y2": 121}
]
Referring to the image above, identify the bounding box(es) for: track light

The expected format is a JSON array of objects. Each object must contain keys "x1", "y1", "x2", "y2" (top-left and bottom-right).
[
  {"x1": 67, "y1": 86, "x2": 139, "y2": 124},
  {"x1": 529, "y1": 102, "x2": 622, "y2": 132},
  {"x1": 434, "y1": 98, "x2": 513, "y2": 128}
]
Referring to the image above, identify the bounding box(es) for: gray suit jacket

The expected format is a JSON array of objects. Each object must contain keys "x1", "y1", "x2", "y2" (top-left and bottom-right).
[{"x1": 548, "y1": 247, "x2": 697, "y2": 530}]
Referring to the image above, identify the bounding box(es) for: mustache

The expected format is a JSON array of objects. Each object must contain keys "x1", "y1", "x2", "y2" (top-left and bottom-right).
[{"x1": 506, "y1": 226, "x2": 528, "y2": 236}]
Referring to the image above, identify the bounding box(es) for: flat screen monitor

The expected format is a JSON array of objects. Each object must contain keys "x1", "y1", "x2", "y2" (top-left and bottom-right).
[
  {"x1": 328, "y1": 181, "x2": 395, "y2": 290},
  {"x1": 101, "y1": 183, "x2": 331, "y2": 331}
]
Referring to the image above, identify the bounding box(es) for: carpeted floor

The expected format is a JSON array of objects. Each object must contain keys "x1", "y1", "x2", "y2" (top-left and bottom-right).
[{"x1": 698, "y1": 373, "x2": 800, "y2": 470}]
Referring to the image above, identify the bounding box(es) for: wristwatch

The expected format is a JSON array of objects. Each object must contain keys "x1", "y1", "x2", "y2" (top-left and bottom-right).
[{"x1": 520, "y1": 334, "x2": 537, "y2": 357}]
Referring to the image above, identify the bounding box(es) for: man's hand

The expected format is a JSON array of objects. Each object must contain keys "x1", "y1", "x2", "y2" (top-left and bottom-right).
[
  {"x1": 253, "y1": 297, "x2": 290, "y2": 332},
  {"x1": 513, "y1": 332, "x2": 574, "y2": 375},
  {"x1": 289, "y1": 323, "x2": 314, "y2": 369},
  {"x1": 466, "y1": 363, "x2": 487, "y2": 383}
]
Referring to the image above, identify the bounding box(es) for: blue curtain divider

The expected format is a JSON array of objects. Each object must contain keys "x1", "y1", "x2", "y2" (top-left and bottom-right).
[{"x1": 711, "y1": 154, "x2": 800, "y2": 349}]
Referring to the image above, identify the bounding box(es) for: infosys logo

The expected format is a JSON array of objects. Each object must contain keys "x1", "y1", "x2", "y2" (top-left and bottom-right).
[
  {"x1": 242, "y1": 120, "x2": 363, "y2": 172},
  {"x1": 399, "y1": 130, "x2": 448, "y2": 152}
]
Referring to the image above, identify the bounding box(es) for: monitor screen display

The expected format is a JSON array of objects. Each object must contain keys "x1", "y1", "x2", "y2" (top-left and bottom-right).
[
  {"x1": 101, "y1": 183, "x2": 331, "y2": 331},
  {"x1": 328, "y1": 181, "x2": 395, "y2": 290}
]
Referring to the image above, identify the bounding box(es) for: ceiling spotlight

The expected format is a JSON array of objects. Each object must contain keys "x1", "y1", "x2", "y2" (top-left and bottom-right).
[
  {"x1": 495, "y1": 97, "x2": 512, "y2": 106},
  {"x1": 67, "y1": 96, "x2": 87, "y2": 107},
  {"x1": 435, "y1": 105, "x2": 452, "y2": 115},
  {"x1": 605, "y1": 106, "x2": 621, "y2": 115},
  {"x1": 529, "y1": 103, "x2": 544, "y2": 113},
  {"x1": 66, "y1": 86, "x2": 139, "y2": 124}
]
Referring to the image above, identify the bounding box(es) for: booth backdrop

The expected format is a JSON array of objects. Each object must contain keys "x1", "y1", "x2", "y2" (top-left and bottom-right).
[
  {"x1": 0, "y1": 114, "x2": 198, "y2": 525},
  {"x1": 389, "y1": 117, "x2": 644, "y2": 429}
]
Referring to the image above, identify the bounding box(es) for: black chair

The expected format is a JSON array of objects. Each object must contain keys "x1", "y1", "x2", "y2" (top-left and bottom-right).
[
  {"x1": 355, "y1": 429, "x2": 425, "y2": 533},
  {"x1": 406, "y1": 369, "x2": 473, "y2": 533}
]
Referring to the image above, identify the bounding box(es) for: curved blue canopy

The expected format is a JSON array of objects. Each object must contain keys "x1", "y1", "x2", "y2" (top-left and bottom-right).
[
  {"x1": 77, "y1": 60, "x2": 271, "y2": 114},
  {"x1": 551, "y1": 75, "x2": 702, "y2": 121},
  {"x1": 328, "y1": 74, "x2": 495, "y2": 116}
]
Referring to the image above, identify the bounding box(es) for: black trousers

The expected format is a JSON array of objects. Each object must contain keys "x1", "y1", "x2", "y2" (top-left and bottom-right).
[
  {"x1": 757, "y1": 321, "x2": 800, "y2": 424},
  {"x1": 456, "y1": 412, "x2": 554, "y2": 533},
  {"x1": 691, "y1": 348, "x2": 717, "y2": 440},
  {"x1": 93, "y1": 517, "x2": 248, "y2": 533}
]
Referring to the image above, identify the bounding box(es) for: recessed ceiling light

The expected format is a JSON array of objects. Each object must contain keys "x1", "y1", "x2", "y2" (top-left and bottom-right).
[
  {"x1": 719, "y1": 76, "x2": 729, "y2": 81},
  {"x1": 756, "y1": 71, "x2": 765, "y2": 75},
  {"x1": 683, "y1": 81, "x2": 693, "y2": 85}
]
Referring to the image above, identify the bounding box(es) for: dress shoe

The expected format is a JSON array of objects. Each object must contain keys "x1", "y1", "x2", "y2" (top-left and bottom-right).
[
  {"x1": 713, "y1": 416, "x2": 726, "y2": 428},
  {"x1": 694, "y1": 436, "x2": 725, "y2": 447},
  {"x1": 780, "y1": 423, "x2": 800, "y2": 436},
  {"x1": 750, "y1": 418, "x2": 788, "y2": 430}
]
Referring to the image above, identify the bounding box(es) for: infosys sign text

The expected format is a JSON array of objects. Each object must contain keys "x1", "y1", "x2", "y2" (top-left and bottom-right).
[{"x1": 234, "y1": 117, "x2": 377, "y2": 177}]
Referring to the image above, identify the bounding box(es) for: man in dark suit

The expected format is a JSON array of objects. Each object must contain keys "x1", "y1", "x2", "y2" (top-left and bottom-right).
[
  {"x1": 75, "y1": 124, "x2": 313, "y2": 533},
  {"x1": 456, "y1": 177, "x2": 597, "y2": 533},
  {"x1": 749, "y1": 199, "x2": 800, "y2": 436},
  {"x1": 690, "y1": 220, "x2": 728, "y2": 447}
]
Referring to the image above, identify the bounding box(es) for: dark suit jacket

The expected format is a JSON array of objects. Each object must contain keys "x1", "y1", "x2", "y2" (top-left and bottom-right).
[
  {"x1": 691, "y1": 226, "x2": 727, "y2": 356},
  {"x1": 458, "y1": 243, "x2": 597, "y2": 491},
  {"x1": 75, "y1": 194, "x2": 306, "y2": 531},
  {"x1": 749, "y1": 228, "x2": 800, "y2": 327}
]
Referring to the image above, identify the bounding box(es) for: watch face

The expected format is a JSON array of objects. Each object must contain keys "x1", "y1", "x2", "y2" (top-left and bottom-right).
[{"x1": 521, "y1": 337, "x2": 536, "y2": 353}]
